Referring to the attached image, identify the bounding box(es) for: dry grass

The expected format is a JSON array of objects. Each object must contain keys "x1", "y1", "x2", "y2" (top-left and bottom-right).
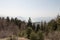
[{"x1": 0, "y1": 37, "x2": 29, "y2": 40}]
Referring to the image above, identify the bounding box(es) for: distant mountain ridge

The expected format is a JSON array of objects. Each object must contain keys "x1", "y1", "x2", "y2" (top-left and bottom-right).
[
  {"x1": 32, "y1": 17, "x2": 55, "y2": 22},
  {"x1": 17, "y1": 16, "x2": 55, "y2": 22}
]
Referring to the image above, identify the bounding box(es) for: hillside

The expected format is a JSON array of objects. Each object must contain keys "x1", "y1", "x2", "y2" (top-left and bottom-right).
[{"x1": 0, "y1": 15, "x2": 59, "y2": 40}]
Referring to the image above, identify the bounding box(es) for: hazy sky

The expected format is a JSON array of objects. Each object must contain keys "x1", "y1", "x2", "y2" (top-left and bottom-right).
[{"x1": 0, "y1": 0, "x2": 60, "y2": 18}]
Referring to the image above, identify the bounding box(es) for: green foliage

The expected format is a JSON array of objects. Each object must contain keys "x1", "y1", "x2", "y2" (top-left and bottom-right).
[
  {"x1": 36, "y1": 24, "x2": 40, "y2": 32},
  {"x1": 11, "y1": 17, "x2": 15, "y2": 22},
  {"x1": 14, "y1": 17, "x2": 21, "y2": 29},
  {"x1": 37, "y1": 31, "x2": 44, "y2": 40},
  {"x1": 7, "y1": 35, "x2": 17, "y2": 40},
  {"x1": 6, "y1": 16, "x2": 10, "y2": 22},
  {"x1": 30, "y1": 31, "x2": 44, "y2": 40},
  {"x1": 30, "y1": 32, "x2": 38, "y2": 40},
  {"x1": 56, "y1": 14, "x2": 60, "y2": 24},
  {"x1": 48, "y1": 19, "x2": 57, "y2": 31},
  {"x1": 26, "y1": 27, "x2": 32, "y2": 39},
  {"x1": 18, "y1": 30, "x2": 27, "y2": 37},
  {"x1": 41, "y1": 21, "x2": 44, "y2": 31},
  {"x1": 18, "y1": 31, "x2": 24, "y2": 37},
  {"x1": 27, "y1": 17, "x2": 32, "y2": 27},
  {"x1": 32, "y1": 23, "x2": 35, "y2": 31},
  {"x1": 56, "y1": 15, "x2": 60, "y2": 31}
]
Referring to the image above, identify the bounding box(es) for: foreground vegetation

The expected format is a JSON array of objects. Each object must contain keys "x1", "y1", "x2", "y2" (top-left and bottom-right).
[{"x1": 0, "y1": 15, "x2": 60, "y2": 40}]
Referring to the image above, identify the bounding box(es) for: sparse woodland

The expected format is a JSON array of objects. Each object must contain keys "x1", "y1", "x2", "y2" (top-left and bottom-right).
[{"x1": 0, "y1": 15, "x2": 60, "y2": 40}]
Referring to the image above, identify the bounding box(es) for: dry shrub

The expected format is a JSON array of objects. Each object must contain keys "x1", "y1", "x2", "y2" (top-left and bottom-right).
[
  {"x1": 46, "y1": 31, "x2": 60, "y2": 40},
  {"x1": 7, "y1": 35, "x2": 18, "y2": 40}
]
